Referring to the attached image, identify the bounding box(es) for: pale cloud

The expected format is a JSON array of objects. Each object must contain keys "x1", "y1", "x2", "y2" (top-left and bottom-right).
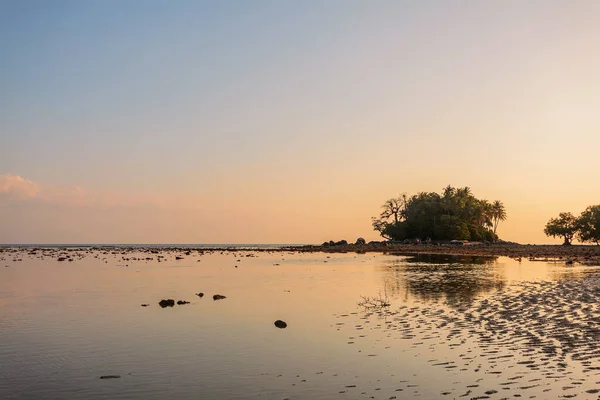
[
  {"x1": 0, "y1": 173, "x2": 201, "y2": 209},
  {"x1": 0, "y1": 174, "x2": 41, "y2": 200}
]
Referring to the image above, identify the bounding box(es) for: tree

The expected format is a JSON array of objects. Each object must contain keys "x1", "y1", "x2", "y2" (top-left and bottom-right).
[
  {"x1": 544, "y1": 212, "x2": 578, "y2": 245},
  {"x1": 577, "y1": 205, "x2": 600, "y2": 245},
  {"x1": 491, "y1": 200, "x2": 507, "y2": 234},
  {"x1": 372, "y1": 195, "x2": 408, "y2": 240},
  {"x1": 372, "y1": 186, "x2": 502, "y2": 242},
  {"x1": 378, "y1": 196, "x2": 407, "y2": 225}
]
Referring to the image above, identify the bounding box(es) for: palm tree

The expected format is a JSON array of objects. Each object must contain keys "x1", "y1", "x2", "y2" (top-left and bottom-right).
[
  {"x1": 491, "y1": 200, "x2": 507, "y2": 234},
  {"x1": 455, "y1": 187, "x2": 473, "y2": 219},
  {"x1": 478, "y1": 200, "x2": 494, "y2": 229},
  {"x1": 442, "y1": 185, "x2": 456, "y2": 216}
]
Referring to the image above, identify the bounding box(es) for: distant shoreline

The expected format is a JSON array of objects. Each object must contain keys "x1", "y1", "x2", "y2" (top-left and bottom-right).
[
  {"x1": 288, "y1": 243, "x2": 600, "y2": 265},
  {"x1": 1, "y1": 242, "x2": 600, "y2": 265}
]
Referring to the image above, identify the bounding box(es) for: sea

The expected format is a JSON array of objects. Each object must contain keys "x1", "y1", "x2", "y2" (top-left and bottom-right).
[{"x1": 2, "y1": 247, "x2": 600, "y2": 399}]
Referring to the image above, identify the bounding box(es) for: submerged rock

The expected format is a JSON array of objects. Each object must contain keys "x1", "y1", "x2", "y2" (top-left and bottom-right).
[
  {"x1": 177, "y1": 300, "x2": 190, "y2": 305},
  {"x1": 99, "y1": 375, "x2": 121, "y2": 379},
  {"x1": 213, "y1": 294, "x2": 226, "y2": 300},
  {"x1": 140, "y1": 304, "x2": 149, "y2": 307},
  {"x1": 196, "y1": 292, "x2": 204, "y2": 298},
  {"x1": 159, "y1": 299, "x2": 175, "y2": 308},
  {"x1": 274, "y1": 320, "x2": 288, "y2": 329}
]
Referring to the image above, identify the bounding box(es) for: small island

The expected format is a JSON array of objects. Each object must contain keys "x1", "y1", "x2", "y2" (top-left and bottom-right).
[{"x1": 293, "y1": 185, "x2": 600, "y2": 265}]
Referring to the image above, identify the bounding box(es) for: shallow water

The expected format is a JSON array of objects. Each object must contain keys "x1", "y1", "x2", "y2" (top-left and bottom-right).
[{"x1": 1, "y1": 249, "x2": 600, "y2": 399}]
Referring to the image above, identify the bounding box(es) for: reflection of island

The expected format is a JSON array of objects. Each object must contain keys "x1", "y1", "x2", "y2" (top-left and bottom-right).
[{"x1": 378, "y1": 254, "x2": 505, "y2": 307}]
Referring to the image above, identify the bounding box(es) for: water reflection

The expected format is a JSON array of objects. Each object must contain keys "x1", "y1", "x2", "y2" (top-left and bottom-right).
[
  {"x1": 378, "y1": 254, "x2": 505, "y2": 306},
  {"x1": 403, "y1": 253, "x2": 498, "y2": 265}
]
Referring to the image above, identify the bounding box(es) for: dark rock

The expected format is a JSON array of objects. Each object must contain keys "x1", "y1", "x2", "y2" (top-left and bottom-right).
[
  {"x1": 141, "y1": 304, "x2": 149, "y2": 307},
  {"x1": 159, "y1": 299, "x2": 175, "y2": 308},
  {"x1": 177, "y1": 300, "x2": 190, "y2": 305},
  {"x1": 196, "y1": 292, "x2": 204, "y2": 298},
  {"x1": 355, "y1": 237, "x2": 366, "y2": 245},
  {"x1": 335, "y1": 240, "x2": 348, "y2": 246},
  {"x1": 99, "y1": 375, "x2": 121, "y2": 379},
  {"x1": 175, "y1": 256, "x2": 184, "y2": 260},
  {"x1": 213, "y1": 294, "x2": 226, "y2": 300},
  {"x1": 57, "y1": 257, "x2": 67, "y2": 261},
  {"x1": 274, "y1": 320, "x2": 287, "y2": 329}
]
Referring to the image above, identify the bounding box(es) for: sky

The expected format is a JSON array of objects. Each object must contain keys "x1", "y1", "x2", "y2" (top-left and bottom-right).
[{"x1": 1, "y1": 0, "x2": 600, "y2": 244}]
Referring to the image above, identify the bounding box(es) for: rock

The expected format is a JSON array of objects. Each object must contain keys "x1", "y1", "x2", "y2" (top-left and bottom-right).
[
  {"x1": 140, "y1": 304, "x2": 149, "y2": 307},
  {"x1": 274, "y1": 320, "x2": 288, "y2": 329},
  {"x1": 196, "y1": 292, "x2": 204, "y2": 298},
  {"x1": 57, "y1": 257, "x2": 67, "y2": 261},
  {"x1": 158, "y1": 299, "x2": 175, "y2": 308},
  {"x1": 213, "y1": 294, "x2": 226, "y2": 300},
  {"x1": 335, "y1": 240, "x2": 348, "y2": 246},
  {"x1": 177, "y1": 300, "x2": 190, "y2": 305},
  {"x1": 99, "y1": 375, "x2": 121, "y2": 379},
  {"x1": 355, "y1": 237, "x2": 366, "y2": 245},
  {"x1": 175, "y1": 256, "x2": 184, "y2": 260}
]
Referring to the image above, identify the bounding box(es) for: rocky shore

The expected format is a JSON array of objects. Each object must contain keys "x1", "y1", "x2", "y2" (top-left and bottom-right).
[
  {"x1": 287, "y1": 242, "x2": 600, "y2": 265},
  {"x1": 2, "y1": 242, "x2": 600, "y2": 265}
]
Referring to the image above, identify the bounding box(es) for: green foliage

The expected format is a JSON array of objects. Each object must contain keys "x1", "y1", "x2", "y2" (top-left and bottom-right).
[
  {"x1": 577, "y1": 205, "x2": 600, "y2": 245},
  {"x1": 372, "y1": 186, "x2": 503, "y2": 242},
  {"x1": 544, "y1": 212, "x2": 578, "y2": 245},
  {"x1": 435, "y1": 215, "x2": 470, "y2": 240}
]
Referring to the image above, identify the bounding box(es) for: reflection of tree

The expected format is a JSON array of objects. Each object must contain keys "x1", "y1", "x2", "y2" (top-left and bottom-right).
[{"x1": 378, "y1": 254, "x2": 505, "y2": 307}]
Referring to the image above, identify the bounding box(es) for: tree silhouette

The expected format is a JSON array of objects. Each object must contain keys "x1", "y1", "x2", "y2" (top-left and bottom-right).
[
  {"x1": 544, "y1": 212, "x2": 578, "y2": 245},
  {"x1": 491, "y1": 200, "x2": 507, "y2": 234},
  {"x1": 577, "y1": 205, "x2": 600, "y2": 245},
  {"x1": 373, "y1": 186, "x2": 503, "y2": 242}
]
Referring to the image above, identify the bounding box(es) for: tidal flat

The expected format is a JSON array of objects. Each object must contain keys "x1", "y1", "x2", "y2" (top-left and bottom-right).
[{"x1": 2, "y1": 248, "x2": 600, "y2": 399}]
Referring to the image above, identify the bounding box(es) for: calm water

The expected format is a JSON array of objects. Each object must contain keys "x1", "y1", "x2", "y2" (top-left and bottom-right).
[{"x1": 1, "y1": 249, "x2": 600, "y2": 399}]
